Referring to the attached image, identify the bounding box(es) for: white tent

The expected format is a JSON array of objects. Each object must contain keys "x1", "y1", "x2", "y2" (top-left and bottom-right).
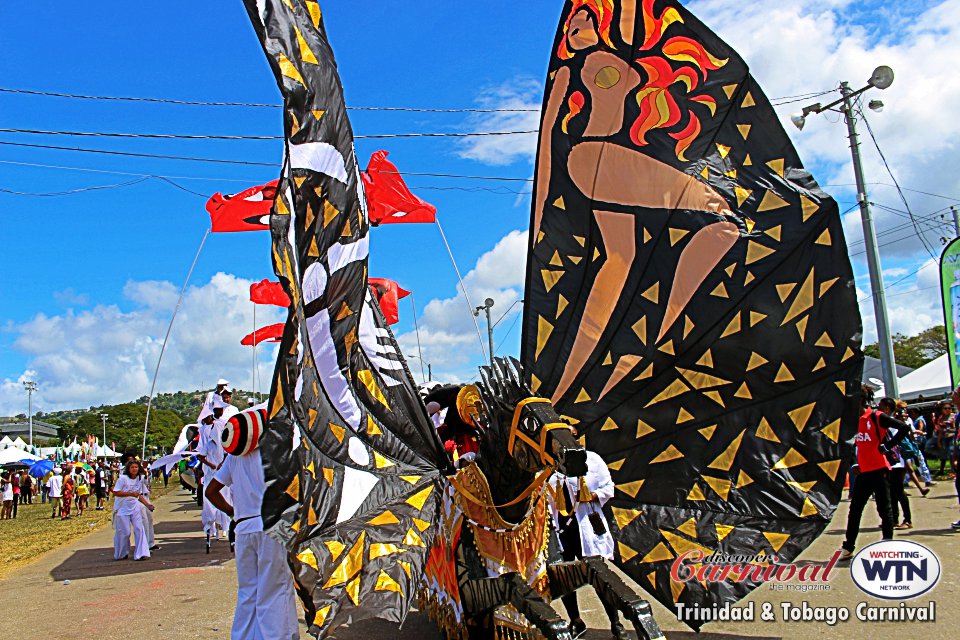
[
  {"x1": 0, "y1": 436, "x2": 13, "y2": 449},
  {"x1": 11, "y1": 437, "x2": 28, "y2": 450},
  {"x1": 94, "y1": 444, "x2": 120, "y2": 458},
  {"x1": 898, "y1": 354, "x2": 952, "y2": 400},
  {"x1": 0, "y1": 448, "x2": 40, "y2": 465},
  {"x1": 38, "y1": 447, "x2": 58, "y2": 458}
]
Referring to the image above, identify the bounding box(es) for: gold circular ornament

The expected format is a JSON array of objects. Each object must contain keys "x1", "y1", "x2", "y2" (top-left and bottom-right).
[
  {"x1": 594, "y1": 66, "x2": 621, "y2": 89},
  {"x1": 456, "y1": 385, "x2": 483, "y2": 426}
]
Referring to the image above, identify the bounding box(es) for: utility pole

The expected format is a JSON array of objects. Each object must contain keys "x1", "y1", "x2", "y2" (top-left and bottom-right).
[
  {"x1": 427, "y1": 363, "x2": 432, "y2": 381},
  {"x1": 100, "y1": 413, "x2": 109, "y2": 451},
  {"x1": 791, "y1": 66, "x2": 898, "y2": 397},
  {"x1": 840, "y1": 82, "x2": 898, "y2": 397},
  {"x1": 23, "y1": 380, "x2": 37, "y2": 447},
  {"x1": 951, "y1": 205, "x2": 960, "y2": 238},
  {"x1": 475, "y1": 298, "x2": 495, "y2": 367}
]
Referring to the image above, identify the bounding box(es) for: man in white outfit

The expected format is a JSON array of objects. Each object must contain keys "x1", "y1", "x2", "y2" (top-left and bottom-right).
[
  {"x1": 550, "y1": 430, "x2": 622, "y2": 639},
  {"x1": 206, "y1": 434, "x2": 299, "y2": 639},
  {"x1": 198, "y1": 391, "x2": 237, "y2": 541}
]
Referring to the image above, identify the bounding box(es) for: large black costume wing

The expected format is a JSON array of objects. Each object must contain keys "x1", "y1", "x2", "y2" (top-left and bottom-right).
[
  {"x1": 521, "y1": 0, "x2": 863, "y2": 622},
  {"x1": 241, "y1": 1, "x2": 447, "y2": 635}
]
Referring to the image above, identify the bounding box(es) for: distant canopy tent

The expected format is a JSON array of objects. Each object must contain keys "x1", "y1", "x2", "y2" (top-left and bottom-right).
[
  {"x1": 0, "y1": 436, "x2": 12, "y2": 449},
  {"x1": 206, "y1": 180, "x2": 278, "y2": 232},
  {"x1": 897, "y1": 353, "x2": 952, "y2": 400},
  {"x1": 250, "y1": 279, "x2": 291, "y2": 307},
  {"x1": 0, "y1": 448, "x2": 40, "y2": 465},
  {"x1": 241, "y1": 323, "x2": 285, "y2": 346},
  {"x1": 361, "y1": 150, "x2": 437, "y2": 225},
  {"x1": 368, "y1": 277, "x2": 411, "y2": 325},
  {"x1": 11, "y1": 437, "x2": 28, "y2": 450}
]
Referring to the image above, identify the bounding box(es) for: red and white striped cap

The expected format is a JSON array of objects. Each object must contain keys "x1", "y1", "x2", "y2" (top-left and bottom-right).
[{"x1": 220, "y1": 407, "x2": 268, "y2": 456}]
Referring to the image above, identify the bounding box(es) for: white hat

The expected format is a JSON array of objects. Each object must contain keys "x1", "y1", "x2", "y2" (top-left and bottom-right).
[
  {"x1": 217, "y1": 378, "x2": 229, "y2": 386},
  {"x1": 221, "y1": 385, "x2": 233, "y2": 394}
]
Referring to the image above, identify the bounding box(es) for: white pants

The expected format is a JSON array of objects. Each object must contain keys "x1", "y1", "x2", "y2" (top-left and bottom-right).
[
  {"x1": 202, "y1": 486, "x2": 230, "y2": 536},
  {"x1": 114, "y1": 511, "x2": 150, "y2": 560},
  {"x1": 140, "y1": 502, "x2": 155, "y2": 547},
  {"x1": 233, "y1": 531, "x2": 299, "y2": 640}
]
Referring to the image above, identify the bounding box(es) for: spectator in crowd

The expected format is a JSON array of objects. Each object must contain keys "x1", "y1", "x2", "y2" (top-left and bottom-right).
[
  {"x1": 841, "y1": 388, "x2": 909, "y2": 560},
  {"x1": 47, "y1": 468, "x2": 63, "y2": 519},
  {"x1": 906, "y1": 407, "x2": 935, "y2": 486},
  {"x1": 74, "y1": 468, "x2": 89, "y2": 516},
  {"x1": 1, "y1": 473, "x2": 12, "y2": 520},
  {"x1": 10, "y1": 471, "x2": 19, "y2": 519},
  {"x1": 94, "y1": 461, "x2": 108, "y2": 511},
  {"x1": 60, "y1": 466, "x2": 75, "y2": 520},
  {"x1": 20, "y1": 471, "x2": 33, "y2": 505},
  {"x1": 931, "y1": 402, "x2": 956, "y2": 477}
]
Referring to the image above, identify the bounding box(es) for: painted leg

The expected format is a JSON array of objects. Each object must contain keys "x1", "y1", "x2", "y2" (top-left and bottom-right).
[
  {"x1": 460, "y1": 573, "x2": 572, "y2": 640},
  {"x1": 657, "y1": 220, "x2": 740, "y2": 342}
]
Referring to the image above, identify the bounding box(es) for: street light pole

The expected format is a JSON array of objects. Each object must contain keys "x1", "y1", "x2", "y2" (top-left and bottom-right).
[
  {"x1": 100, "y1": 413, "x2": 109, "y2": 450},
  {"x1": 951, "y1": 205, "x2": 960, "y2": 238},
  {"x1": 791, "y1": 66, "x2": 898, "y2": 397},
  {"x1": 839, "y1": 81, "x2": 899, "y2": 397},
  {"x1": 474, "y1": 298, "x2": 495, "y2": 367},
  {"x1": 23, "y1": 381, "x2": 37, "y2": 447}
]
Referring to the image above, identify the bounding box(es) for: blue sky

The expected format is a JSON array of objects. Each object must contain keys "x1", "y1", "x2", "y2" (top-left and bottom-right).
[{"x1": 2, "y1": 0, "x2": 959, "y2": 413}]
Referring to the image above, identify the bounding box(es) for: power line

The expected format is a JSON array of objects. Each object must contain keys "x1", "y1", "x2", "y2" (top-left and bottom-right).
[
  {"x1": 0, "y1": 126, "x2": 537, "y2": 140},
  {"x1": 857, "y1": 101, "x2": 936, "y2": 260},
  {"x1": 0, "y1": 86, "x2": 540, "y2": 112},
  {"x1": 3, "y1": 84, "x2": 836, "y2": 112},
  {"x1": 0, "y1": 159, "x2": 262, "y2": 183}
]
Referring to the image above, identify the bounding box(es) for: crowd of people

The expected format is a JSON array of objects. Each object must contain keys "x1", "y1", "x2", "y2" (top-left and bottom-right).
[
  {"x1": 0, "y1": 460, "x2": 115, "y2": 520},
  {"x1": 841, "y1": 385, "x2": 960, "y2": 560}
]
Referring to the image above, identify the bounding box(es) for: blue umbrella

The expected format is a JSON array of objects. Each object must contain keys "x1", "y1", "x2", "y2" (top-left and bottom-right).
[{"x1": 29, "y1": 459, "x2": 54, "y2": 478}]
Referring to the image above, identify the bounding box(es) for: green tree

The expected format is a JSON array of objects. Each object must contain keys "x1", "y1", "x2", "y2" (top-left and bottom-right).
[
  {"x1": 65, "y1": 404, "x2": 185, "y2": 455},
  {"x1": 863, "y1": 325, "x2": 948, "y2": 369}
]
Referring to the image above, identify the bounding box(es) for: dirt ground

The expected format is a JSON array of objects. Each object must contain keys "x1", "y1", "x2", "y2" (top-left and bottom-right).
[{"x1": 0, "y1": 482, "x2": 955, "y2": 639}]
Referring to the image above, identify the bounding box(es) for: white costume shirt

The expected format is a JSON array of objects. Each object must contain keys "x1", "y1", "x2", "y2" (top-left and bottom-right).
[
  {"x1": 213, "y1": 449, "x2": 265, "y2": 535},
  {"x1": 47, "y1": 475, "x2": 63, "y2": 498},
  {"x1": 113, "y1": 475, "x2": 143, "y2": 517},
  {"x1": 550, "y1": 450, "x2": 615, "y2": 560}
]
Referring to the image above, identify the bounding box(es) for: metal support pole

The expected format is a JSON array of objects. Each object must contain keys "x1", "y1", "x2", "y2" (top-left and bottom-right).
[
  {"x1": 23, "y1": 381, "x2": 37, "y2": 447},
  {"x1": 485, "y1": 305, "x2": 494, "y2": 365},
  {"x1": 428, "y1": 363, "x2": 432, "y2": 381},
  {"x1": 951, "y1": 205, "x2": 960, "y2": 238},
  {"x1": 101, "y1": 414, "x2": 108, "y2": 450},
  {"x1": 841, "y1": 81, "x2": 899, "y2": 397}
]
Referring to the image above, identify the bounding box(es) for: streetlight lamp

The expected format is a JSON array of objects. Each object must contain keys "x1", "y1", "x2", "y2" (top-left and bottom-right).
[
  {"x1": 100, "y1": 413, "x2": 109, "y2": 452},
  {"x1": 790, "y1": 65, "x2": 899, "y2": 397},
  {"x1": 23, "y1": 380, "x2": 37, "y2": 447},
  {"x1": 474, "y1": 298, "x2": 495, "y2": 367}
]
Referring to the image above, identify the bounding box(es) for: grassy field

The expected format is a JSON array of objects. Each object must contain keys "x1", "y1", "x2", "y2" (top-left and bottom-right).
[{"x1": 0, "y1": 474, "x2": 180, "y2": 579}]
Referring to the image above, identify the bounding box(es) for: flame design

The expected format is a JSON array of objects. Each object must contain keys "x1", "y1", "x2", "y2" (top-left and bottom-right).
[
  {"x1": 630, "y1": 3, "x2": 728, "y2": 160},
  {"x1": 561, "y1": 91, "x2": 586, "y2": 133},
  {"x1": 640, "y1": 0, "x2": 684, "y2": 50},
  {"x1": 558, "y1": 0, "x2": 616, "y2": 59}
]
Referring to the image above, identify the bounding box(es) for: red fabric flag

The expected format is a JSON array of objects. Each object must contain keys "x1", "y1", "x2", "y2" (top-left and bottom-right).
[
  {"x1": 250, "y1": 279, "x2": 291, "y2": 307},
  {"x1": 368, "y1": 278, "x2": 411, "y2": 325},
  {"x1": 241, "y1": 323, "x2": 285, "y2": 346},
  {"x1": 206, "y1": 180, "x2": 278, "y2": 232},
  {"x1": 361, "y1": 151, "x2": 437, "y2": 225}
]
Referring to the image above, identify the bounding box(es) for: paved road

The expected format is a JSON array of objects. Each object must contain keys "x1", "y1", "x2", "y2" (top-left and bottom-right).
[{"x1": 0, "y1": 483, "x2": 956, "y2": 639}]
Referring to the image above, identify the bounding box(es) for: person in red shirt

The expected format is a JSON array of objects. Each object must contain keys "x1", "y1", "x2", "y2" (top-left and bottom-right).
[{"x1": 841, "y1": 388, "x2": 909, "y2": 559}]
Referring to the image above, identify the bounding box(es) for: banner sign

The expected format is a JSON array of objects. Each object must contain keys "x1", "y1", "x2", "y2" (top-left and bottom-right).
[{"x1": 940, "y1": 237, "x2": 960, "y2": 388}]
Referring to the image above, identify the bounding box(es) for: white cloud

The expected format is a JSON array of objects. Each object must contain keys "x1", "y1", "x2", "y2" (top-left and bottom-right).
[
  {"x1": 0, "y1": 273, "x2": 284, "y2": 415},
  {"x1": 456, "y1": 78, "x2": 541, "y2": 166},
  {"x1": 687, "y1": 0, "x2": 960, "y2": 261},
  {"x1": 396, "y1": 229, "x2": 529, "y2": 382}
]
